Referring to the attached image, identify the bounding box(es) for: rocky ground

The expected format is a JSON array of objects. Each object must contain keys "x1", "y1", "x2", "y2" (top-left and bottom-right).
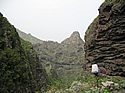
[{"x1": 46, "y1": 75, "x2": 125, "y2": 93}]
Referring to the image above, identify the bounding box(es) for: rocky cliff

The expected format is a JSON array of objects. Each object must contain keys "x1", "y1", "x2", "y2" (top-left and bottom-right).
[
  {"x1": 33, "y1": 31, "x2": 84, "y2": 79},
  {"x1": 85, "y1": 0, "x2": 125, "y2": 76},
  {"x1": 0, "y1": 13, "x2": 48, "y2": 93}
]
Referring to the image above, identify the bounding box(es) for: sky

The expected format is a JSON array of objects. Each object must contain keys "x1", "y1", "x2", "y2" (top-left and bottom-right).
[{"x1": 0, "y1": 0, "x2": 104, "y2": 42}]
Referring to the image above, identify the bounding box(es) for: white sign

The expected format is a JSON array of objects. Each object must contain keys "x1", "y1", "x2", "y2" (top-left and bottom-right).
[{"x1": 91, "y1": 64, "x2": 99, "y2": 74}]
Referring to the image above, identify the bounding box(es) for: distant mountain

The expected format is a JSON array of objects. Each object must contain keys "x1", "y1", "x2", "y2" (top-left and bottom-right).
[
  {"x1": 17, "y1": 28, "x2": 84, "y2": 80},
  {"x1": 61, "y1": 31, "x2": 84, "y2": 45},
  {"x1": 33, "y1": 31, "x2": 85, "y2": 79},
  {"x1": 16, "y1": 29, "x2": 43, "y2": 44}
]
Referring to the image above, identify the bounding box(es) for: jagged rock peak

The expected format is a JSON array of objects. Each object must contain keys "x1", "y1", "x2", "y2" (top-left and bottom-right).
[
  {"x1": 70, "y1": 31, "x2": 80, "y2": 38},
  {"x1": 61, "y1": 31, "x2": 84, "y2": 45}
]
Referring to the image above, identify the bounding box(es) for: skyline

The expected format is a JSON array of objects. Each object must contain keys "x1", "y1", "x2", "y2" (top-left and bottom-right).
[{"x1": 0, "y1": 0, "x2": 104, "y2": 42}]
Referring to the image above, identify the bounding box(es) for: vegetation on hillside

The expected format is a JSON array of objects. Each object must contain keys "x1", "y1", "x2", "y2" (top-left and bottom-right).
[
  {"x1": 33, "y1": 32, "x2": 84, "y2": 82},
  {"x1": 0, "y1": 13, "x2": 49, "y2": 93},
  {"x1": 17, "y1": 29, "x2": 43, "y2": 44}
]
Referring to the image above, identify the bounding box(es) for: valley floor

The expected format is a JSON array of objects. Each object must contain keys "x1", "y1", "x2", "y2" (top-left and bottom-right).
[{"x1": 46, "y1": 75, "x2": 125, "y2": 93}]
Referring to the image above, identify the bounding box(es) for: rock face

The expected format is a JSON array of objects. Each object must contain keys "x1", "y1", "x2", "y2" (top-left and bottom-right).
[
  {"x1": 0, "y1": 13, "x2": 48, "y2": 93},
  {"x1": 17, "y1": 29, "x2": 43, "y2": 44},
  {"x1": 33, "y1": 31, "x2": 84, "y2": 79},
  {"x1": 85, "y1": 0, "x2": 125, "y2": 76},
  {"x1": 62, "y1": 31, "x2": 84, "y2": 45}
]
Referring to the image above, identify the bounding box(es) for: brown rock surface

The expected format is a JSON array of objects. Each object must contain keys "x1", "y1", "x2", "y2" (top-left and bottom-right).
[{"x1": 85, "y1": 0, "x2": 125, "y2": 76}]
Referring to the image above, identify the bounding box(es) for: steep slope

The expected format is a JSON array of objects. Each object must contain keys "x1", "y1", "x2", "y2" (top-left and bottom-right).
[
  {"x1": 62, "y1": 31, "x2": 84, "y2": 45},
  {"x1": 33, "y1": 31, "x2": 84, "y2": 79},
  {"x1": 57, "y1": 31, "x2": 84, "y2": 77},
  {"x1": 85, "y1": 0, "x2": 125, "y2": 76},
  {"x1": 60, "y1": 31, "x2": 84, "y2": 65},
  {"x1": 0, "y1": 13, "x2": 48, "y2": 93},
  {"x1": 17, "y1": 29, "x2": 43, "y2": 44}
]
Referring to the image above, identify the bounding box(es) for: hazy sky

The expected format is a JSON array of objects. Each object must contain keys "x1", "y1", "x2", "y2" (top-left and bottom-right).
[{"x1": 0, "y1": 0, "x2": 104, "y2": 42}]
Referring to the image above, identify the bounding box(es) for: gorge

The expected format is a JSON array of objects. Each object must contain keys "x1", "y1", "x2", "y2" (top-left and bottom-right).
[{"x1": 1, "y1": 0, "x2": 125, "y2": 92}]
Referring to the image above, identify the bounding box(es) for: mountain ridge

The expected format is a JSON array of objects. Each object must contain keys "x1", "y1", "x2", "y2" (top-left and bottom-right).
[
  {"x1": 17, "y1": 29, "x2": 84, "y2": 44},
  {"x1": 32, "y1": 31, "x2": 85, "y2": 81},
  {"x1": 17, "y1": 29, "x2": 43, "y2": 44}
]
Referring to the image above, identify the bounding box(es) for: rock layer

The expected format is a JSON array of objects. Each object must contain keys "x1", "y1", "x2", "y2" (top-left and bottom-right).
[
  {"x1": 33, "y1": 31, "x2": 84, "y2": 79},
  {"x1": 85, "y1": 0, "x2": 125, "y2": 76}
]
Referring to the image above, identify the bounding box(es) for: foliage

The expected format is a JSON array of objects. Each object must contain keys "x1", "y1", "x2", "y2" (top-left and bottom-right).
[
  {"x1": 33, "y1": 33, "x2": 85, "y2": 84},
  {"x1": 0, "y1": 13, "x2": 49, "y2": 93},
  {"x1": 46, "y1": 74, "x2": 125, "y2": 93}
]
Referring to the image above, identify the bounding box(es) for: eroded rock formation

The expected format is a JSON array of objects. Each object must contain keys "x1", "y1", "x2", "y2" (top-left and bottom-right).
[
  {"x1": 85, "y1": 0, "x2": 125, "y2": 76},
  {"x1": 33, "y1": 31, "x2": 84, "y2": 79}
]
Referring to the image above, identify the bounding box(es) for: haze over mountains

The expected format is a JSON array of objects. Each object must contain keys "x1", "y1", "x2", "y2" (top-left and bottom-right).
[
  {"x1": 17, "y1": 29, "x2": 85, "y2": 79},
  {"x1": 1, "y1": 0, "x2": 125, "y2": 92}
]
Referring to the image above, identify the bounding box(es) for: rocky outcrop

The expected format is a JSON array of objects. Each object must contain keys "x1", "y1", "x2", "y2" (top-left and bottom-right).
[
  {"x1": 0, "y1": 13, "x2": 48, "y2": 93},
  {"x1": 33, "y1": 31, "x2": 84, "y2": 79},
  {"x1": 62, "y1": 31, "x2": 84, "y2": 45},
  {"x1": 85, "y1": 0, "x2": 125, "y2": 76}
]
